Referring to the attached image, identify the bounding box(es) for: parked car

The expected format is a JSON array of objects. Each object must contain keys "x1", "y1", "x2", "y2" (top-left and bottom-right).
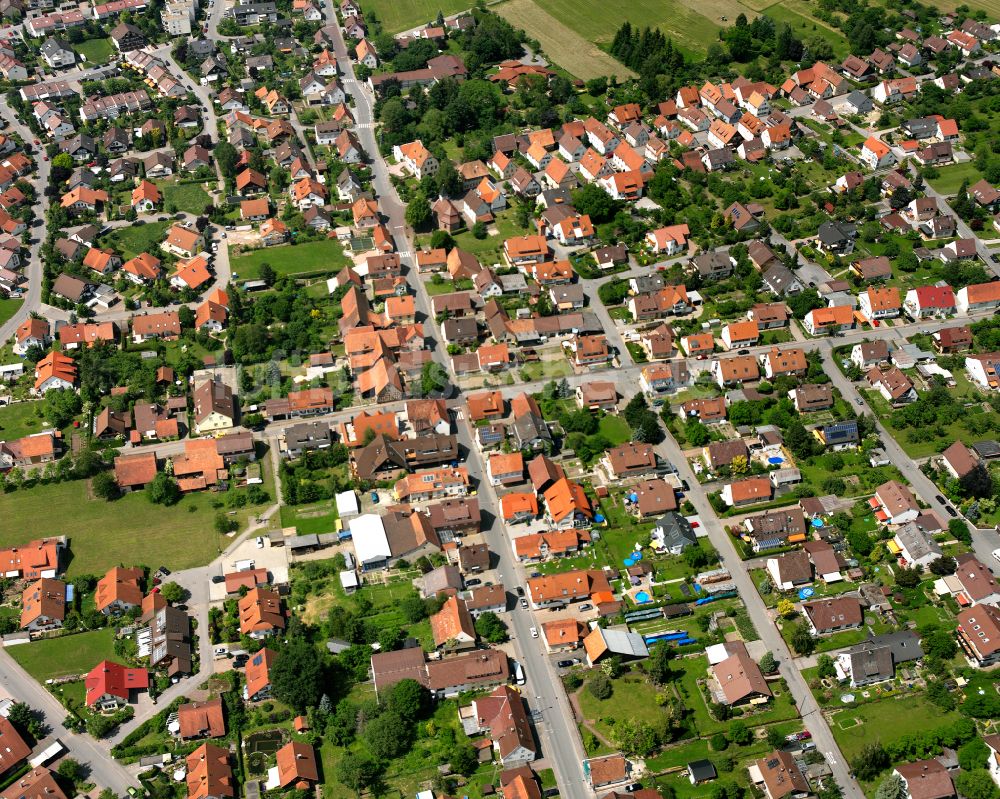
[
  {"x1": 578, "y1": 603, "x2": 592, "y2": 611},
  {"x1": 530, "y1": 627, "x2": 538, "y2": 638},
  {"x1": 556, "y1": 659, "x2": 575, "y2": 668},
  {"x1": 465, "y1": 578, "x2": 482, "y2": 587},
  {"x1": 515, "y1": 586, "x2": 525, "y2": 597},
  {"x1": 211, "y1": 575, "x2": 225, "y2": 584},
  {"x1": 519, "y1": 598, "x2": 528, "y2": 609},
  {"x1": 255, "y1": 536, "x2": 265, "y2": 548},
  {"x1": 370, "y1": 491, "x2": 379, "y2": 504}
]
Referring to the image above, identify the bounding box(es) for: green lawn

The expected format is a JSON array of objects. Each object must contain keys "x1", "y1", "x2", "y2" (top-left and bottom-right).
[
  {"x1": 9, "y1": 628, "x2": 117, "y2": 681},
  {"x1": 160, "y1": 181, "x2": 212, "y2": 215},
  {"x1": 279, "y1": 500, "x2": 338, "y2": 536},
  {"x1": 359, "y1": 0, "x2": 470, "y2": 32},
  {"x1": 576, "y1": 673, "x2": 667, "y2": 742},
  {"x1": 73, "y1": 37, "x2": 115, "y2": 63},
  {"x1": 230, "y1": 239, "x2": 350, "y2": 279},
  {"x1": 829, "y1": 696, "x2": 964, "y2": 760},
  {"x1": 675, "y1": 655, "x2": 799, "y2": 735},
  {"x1": 0, "y1": 479, "x2": 232, "y2": 576},
  {"x1": 0, "y1": 297, "x2": 22, "y2": 326},
  {"x1": 106, "y1": 221, "x2": 171, "y2": 259},
  {"x1": 0, "y1": 400, "x2": 52, "y2": 440},
  {"x1": 599, "y1": 414, "x2": 632, "y2": 446},
  {"x1": 926, "y1": 162, "x2": 984, "y2": 196}
]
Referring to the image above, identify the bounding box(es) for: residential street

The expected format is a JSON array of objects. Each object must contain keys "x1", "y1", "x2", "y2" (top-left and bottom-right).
[
  {"x1": 0, "y1": 649, "x2": 136, "y2": 794},
  {"x1": 322, "y1": 8, "x2": 591, "y2": 795},
  {"x1": 652, "y1": 431, "x2": 863, "y2": 799},
  {"x1": 0, "y1": 95, "x2": 50, "y2": 344}
]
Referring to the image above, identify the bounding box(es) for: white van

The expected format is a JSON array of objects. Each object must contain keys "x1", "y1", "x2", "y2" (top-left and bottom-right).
[
  {"x1": 992, "y1": 548, "x2": 1000, "y2": 566},
  {"x1": 512, "y1": 660, "x2": 525, "y2": 685}
]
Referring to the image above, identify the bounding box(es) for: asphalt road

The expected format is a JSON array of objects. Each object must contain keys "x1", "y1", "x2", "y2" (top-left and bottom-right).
[{"x1": 0, "y1": 95, "x2": 50, "y2": 344}]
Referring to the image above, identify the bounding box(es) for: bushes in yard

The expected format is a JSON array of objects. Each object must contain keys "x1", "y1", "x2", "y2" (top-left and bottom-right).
[{"x1": 588, "y1": 673, "x2": 613, "y2": 699}]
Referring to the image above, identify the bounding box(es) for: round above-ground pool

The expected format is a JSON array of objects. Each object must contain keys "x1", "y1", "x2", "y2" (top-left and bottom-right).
[
  {"x1": 768, "y1": 456, "x2": 784, "y2": 464},
  {"x1": 635, "y1": 591, "x2": 652, "y2": 603},
  {"x1": 812, "y1": 518, "x2": 824, "y2": 527}
]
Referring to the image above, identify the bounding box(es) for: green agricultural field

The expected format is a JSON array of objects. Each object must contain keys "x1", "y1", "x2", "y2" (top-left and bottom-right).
[
  {"x1": 73, "y1": 37, "x2": 115, "y2": 63},
  {"x1": 230, "y1": 239, "x2": 350, "y2": 279},
  {"x1": 495, "y1": 0, "x2": 638, "y2": 79},
  {"x1": 359, "y1": 0, "x2": 469, "y2": 33},
  {"x1": 161, "y1": 182, "x2": 213, "y2": 215},
  {"x1": 106, "y1": 221, "x2": 170, "y2": 259},
  {"x1": 761, "y1": 2, "x2": 850, "y2": 58},
  {"x1": 0, "y1": 297, "x2": 22, "y2": 326},
  {"x1": 0, "y1": 479, "x2": 233, "y2": 576},
  {"x1": 9, "y1": 628, "x2": 117, "y2": 681},
  {"x1": 532, "y1": 0, "x2": 721, "y2": 54}
]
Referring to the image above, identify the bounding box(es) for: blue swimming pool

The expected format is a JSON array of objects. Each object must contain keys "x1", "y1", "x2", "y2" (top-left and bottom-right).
[{"x1": 635, "y1": 591, "x2": 652, "y2": 603}]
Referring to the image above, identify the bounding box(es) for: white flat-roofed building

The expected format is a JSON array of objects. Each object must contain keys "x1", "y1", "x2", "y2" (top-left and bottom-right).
[
  {"x1": 349, "y1": 514, "x2": 391, "y2": 571},
  {"x1": 336, "y1": 490, "x2": 360, "y2": 520}
]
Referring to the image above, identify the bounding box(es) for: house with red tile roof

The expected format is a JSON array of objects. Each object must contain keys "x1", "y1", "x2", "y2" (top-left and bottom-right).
[{"x1": 85, "y1": 660, "x2": 148, "y2": 709}]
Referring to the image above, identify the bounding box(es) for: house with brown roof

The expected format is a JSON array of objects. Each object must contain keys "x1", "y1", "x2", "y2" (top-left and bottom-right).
[
  {"x1": 95, "y1": 566, "x2": 143, "y2": 614},
  {"x1": 243, "y1": 648, "x2": 277, "y2": 702},
  {"x1": 753, "y1": 751, "x2": 809, "y2": 799},
  {"x1": 712, "y1": 641, "x2": 771, "y2": 705},
  {"x1": 802, "y1": 596, "x2": 864, "y2": 635},
  {"x1": 721, "y1": 477, "x2": 772, "y2": 507},
  {"x1": 273, "y1": 742, "x2": 318, "y2": 790},
  {"x1": 526, "y1": 568, "x2": 610, "y2": 609},
  {"x1": 0, "y1": 768, "x2": 68, "y2": 799},
  {"x1": 430, "y1": 595, "x2": 476, "y2": 649},
  {"x1": 194, "y1": 379, "x2": 235, "y2": 435},
  {"x1": 956, "y1": 604, "x2": 1000, "y2": 667},
  {"x1": 893, "y1": 760, "x2": 954, "y2": 799},
  {"x1": 20, "y1": 578, "x2": 66, "y2": 632},
  {"x1": 0, "y1": 719, "x2": 30, "y2": 778},
  {"x1": 131, "y1": 311, "x2": 181, "y2": 343},
  {"x1": 464, "y1": 685, "x2": 536, "y2": 766},
  {"x1": 601, "y1": 443, "x2": 658, "y2": 481},
  {"x1": 177, "y1": 698, "x2": 226, "y2": 740},
  {"x1": 186, "y1": 744, "x2": 234, "y2": 799},
  {"x1": 790, "y1": 383, "x2": 834, "y2": 413},
  {"x1": 238, "y1": 588, "x2": 284, "y2": 639},
  {"x1": 113, "y1": 452, "x2": 158, "y2": 491},
  {"x1": 541, "y1": 618, "x2": 588, "y2": 653}
]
